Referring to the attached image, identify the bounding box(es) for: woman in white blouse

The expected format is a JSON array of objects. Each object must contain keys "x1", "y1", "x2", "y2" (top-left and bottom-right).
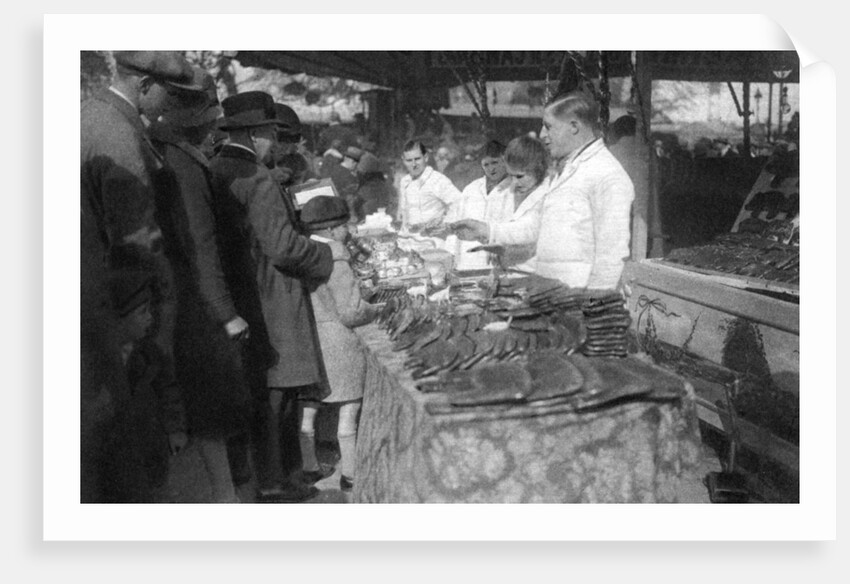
[{"x1": 498, "y1": 135, "x2": 551, "y2": 271}]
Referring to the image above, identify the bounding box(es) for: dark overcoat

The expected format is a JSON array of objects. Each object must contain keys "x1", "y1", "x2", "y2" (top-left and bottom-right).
[
  {"x1": 80, "y1": 88, "x2": 174, "y2": 501},
  {"x1": 148, "y1": 123, "x2": 254, "y2": 438},
  {"x1": 80, "y1": 89, "x2": 176, "y2": 351},
  {"x1": 208, "y1": 144, "x2": 333, "y2": 395}
]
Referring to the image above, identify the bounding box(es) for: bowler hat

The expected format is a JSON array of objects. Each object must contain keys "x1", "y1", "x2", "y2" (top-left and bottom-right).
[
  {"x1": 113, "y1": 51, "x2": 193, "y2": 84},
  {"x1": 160, "y1": 67, "x2": 223, "y2": 127},
  {"x1": 219, "y1": 91, "x2": 283, "y2": 131},
  {"x1": 344, "y1": 146, "x2": 363, "y2": 162},
  {"x1": 301, "y1": 195, "x2": 350, "y2": 231},
  {"x1": 109, "y1": 269, "x2": 154, "y2": 317},
  {"x1": 274, "y1": 103, "x2": 302, "y2": 139}
]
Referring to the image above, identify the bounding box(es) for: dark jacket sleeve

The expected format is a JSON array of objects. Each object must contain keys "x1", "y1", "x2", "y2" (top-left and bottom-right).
[
  {"x1": 238, "y1": 166, "x2": 333, "y2": 282},
  {"x1": 167, "y1": 146, "x2": 238, "y2": 324}
]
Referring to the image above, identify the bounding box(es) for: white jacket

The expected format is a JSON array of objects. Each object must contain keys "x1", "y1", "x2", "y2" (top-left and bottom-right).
[
  {"x1": 451, "y1": 176, "x2": 515, "y2": 270},
  {"x1": 490, "y1": 139, "x2": 634, "y2": 289}
]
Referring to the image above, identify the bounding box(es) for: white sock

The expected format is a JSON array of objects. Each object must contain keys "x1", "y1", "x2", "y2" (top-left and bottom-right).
[{"x1": 338, "y1": 432, "x2": 357, "y2": 478}]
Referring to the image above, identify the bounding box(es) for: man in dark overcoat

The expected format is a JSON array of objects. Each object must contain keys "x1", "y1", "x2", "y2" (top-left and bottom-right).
[
  {"x1": 208, "y1": 91, "x2": 333, "y2": 502},
  {"x1": 147, "y1": 66, "x2": 253, "y2": 503},
  {"x1": 80, "y1": 50, "x2": 194, "y2": 503}
]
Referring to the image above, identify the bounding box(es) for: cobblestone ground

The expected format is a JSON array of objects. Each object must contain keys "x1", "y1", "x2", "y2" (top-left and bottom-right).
[{"x1": 161, "y1": 438, "x2": 349, "y2": 504}]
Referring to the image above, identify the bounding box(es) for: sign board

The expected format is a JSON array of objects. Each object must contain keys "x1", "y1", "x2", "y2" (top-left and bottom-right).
[{"x1": 289, "y1": 178, "x2": 339, "y2": 208}]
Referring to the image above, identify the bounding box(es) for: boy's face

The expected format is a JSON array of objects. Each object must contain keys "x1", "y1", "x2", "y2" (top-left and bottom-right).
[
  {"x1": 119, "y1": 301, "x2": 154, "y2": 343},
  {"x1": 481, "y1": 155, "x2": 507, "y2": 185}
]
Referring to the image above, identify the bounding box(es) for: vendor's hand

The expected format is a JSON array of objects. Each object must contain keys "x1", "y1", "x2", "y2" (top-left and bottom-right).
[
  {"x1": 451, "y1": 219, "x2": 489, "y2": 242},
  {"x1": 224, "y1": 316, "x2": 250, "y2": 341},
  {"x1": 168, "y1": 431, "x2": 188, "y2": 455}
]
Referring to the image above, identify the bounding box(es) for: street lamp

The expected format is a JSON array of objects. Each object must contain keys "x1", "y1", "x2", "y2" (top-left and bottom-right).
[{"x1": 753, "y1": 87, "x2": 763, "y2": 123}]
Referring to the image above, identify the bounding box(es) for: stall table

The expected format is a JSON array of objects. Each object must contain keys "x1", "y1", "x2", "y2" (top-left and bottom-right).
[{"x1": 353, "y1": 323, "x2": 703, "y2": 503}]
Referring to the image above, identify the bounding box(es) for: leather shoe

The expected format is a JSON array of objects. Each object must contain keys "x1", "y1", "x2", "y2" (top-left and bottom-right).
[
  {"x1": 340, "y1": 474, "x2": 354, "y2": 492},
  {"x1": 299, "y1": 464, "x2": 335, "y2": 485},
  {"x1": 257, "y1": 482, "x2": 319, "y2": 503}
]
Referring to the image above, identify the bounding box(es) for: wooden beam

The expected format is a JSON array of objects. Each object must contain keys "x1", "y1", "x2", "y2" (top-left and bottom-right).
[
  {"x1": 623, "y1": 260, "x2": 799, "y2": 335},
  {"x1": 743, "y1": 81, "x2": 752, "y2": 155},
  {"x1": 630, "y1": 51, "x2": 652, "y2": 261}
]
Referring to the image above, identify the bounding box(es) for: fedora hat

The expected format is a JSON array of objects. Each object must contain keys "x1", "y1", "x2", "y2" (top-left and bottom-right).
[
  {"x1": 160, "y1": 67, "x2": 223, "y2": 128},
  {"x1": 274, "y1": 103, "x2": 302, "y2": 140},
  {"x1": 163, "y1": 63, "x2": 215, "y2": 93},
  {"x1": 113, "y1": 51, "x2": 193, "y2": 84},
  {"x1": 300, "y1": 195, "x2": 350, "y2": 231},
  {"x1": 219, "y1": 91, "x2": 283, "y2": 132}
]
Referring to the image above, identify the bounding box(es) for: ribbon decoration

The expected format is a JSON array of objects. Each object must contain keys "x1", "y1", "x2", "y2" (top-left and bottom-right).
[{"x1": 635, "y1": 295, "x2": 681, "y2": 352}]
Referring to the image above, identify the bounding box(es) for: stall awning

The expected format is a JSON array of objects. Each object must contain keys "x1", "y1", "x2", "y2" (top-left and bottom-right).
[{"x1": 233, "y1": 51, "x2": 800, "y2": 88}]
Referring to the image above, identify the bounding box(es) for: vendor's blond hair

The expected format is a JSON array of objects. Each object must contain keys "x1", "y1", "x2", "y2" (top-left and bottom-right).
[{"x1": 546, "y1": 91, "x2": 600, "y2": 133}]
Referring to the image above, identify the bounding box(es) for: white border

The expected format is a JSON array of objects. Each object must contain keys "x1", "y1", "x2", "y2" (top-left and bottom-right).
[{"x1": 44, "y1": 13, "x2": 835, "y2": 542}]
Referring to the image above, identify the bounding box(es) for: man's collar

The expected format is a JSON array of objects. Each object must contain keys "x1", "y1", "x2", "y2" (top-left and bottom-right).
[
  {"x1": 555, "y1": 137, "x2": 603, "y2": 173},
  {"x1": 224, "y1": 142, "x2": 258, "y2": 158},
  {"x1": 568, "y1": 137, "x2": 603, "y2": 163},
  {"x1": 309, "y1": 234, "x2": 334, "y2": 243},
  {"x1": 108, "y1": 86, "x2": 136, "y2": 110}
]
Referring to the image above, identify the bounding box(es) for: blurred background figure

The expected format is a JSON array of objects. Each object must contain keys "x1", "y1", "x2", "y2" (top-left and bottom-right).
[{"x1": 353, "y1": 151, "x2": 397, "y2": 220}]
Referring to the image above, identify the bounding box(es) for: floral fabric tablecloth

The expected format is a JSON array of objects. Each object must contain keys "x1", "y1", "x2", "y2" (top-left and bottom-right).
[{"x1": 352, "y1": 324, "x2": 702, "y2": 503}]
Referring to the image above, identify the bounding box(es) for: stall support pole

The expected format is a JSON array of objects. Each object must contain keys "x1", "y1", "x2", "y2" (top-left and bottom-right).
[
  {"x1": 631, "y1": 51, "x2": 657, "y2": 260},
  {"x1": 767, "y1": 83, "x2": 773, "y2": 142},
  {"x1": 743, "y1": 81, "x2": 752, "y2": 156}
]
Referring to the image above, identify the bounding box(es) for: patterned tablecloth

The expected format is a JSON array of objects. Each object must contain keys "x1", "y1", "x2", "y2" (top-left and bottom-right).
[{"x1": 352, "y1": 324, "x2": 703, "y2": 503}]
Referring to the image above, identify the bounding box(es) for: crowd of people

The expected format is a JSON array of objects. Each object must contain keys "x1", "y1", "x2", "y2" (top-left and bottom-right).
[{"x1": 80, "y1": 51, "x2": 638, "y2": 504}]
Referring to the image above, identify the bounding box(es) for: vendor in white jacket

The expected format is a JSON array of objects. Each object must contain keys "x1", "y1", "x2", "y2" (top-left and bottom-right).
[{"x1": 454, "y1": 91, "x2": 635, "y2": 290}]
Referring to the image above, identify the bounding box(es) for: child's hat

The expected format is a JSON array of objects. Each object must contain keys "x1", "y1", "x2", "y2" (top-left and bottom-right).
[
  {"x1": 109, "y1": 269, "x2": 154, "y2": 317},
  {"x1": 344, "y1": 146, "x2": 363, "y2": 162},
  {"x1": 300, "y1": 195, "x2": 350, "y2": 231}
]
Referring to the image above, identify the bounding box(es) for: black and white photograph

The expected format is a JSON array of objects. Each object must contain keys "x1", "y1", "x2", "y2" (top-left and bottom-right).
[
  {"x1": 76, "y1": 48, "x2": 803, "y2": 507},
  {"x1": 36, "y1": 13, "x2": 836, "y2": 548}
]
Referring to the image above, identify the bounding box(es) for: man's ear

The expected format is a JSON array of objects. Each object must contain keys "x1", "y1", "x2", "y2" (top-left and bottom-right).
[
  {"x1": 139, "y1": 75, "x2": 155, "y2": 95},
  {"x1": 569, "y1": 119, "x2": 581, "y2": 134}
]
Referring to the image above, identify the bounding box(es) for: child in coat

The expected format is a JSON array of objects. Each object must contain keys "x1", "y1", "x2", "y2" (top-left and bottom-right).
[
  {"x1": 298, "y1": 195, "x2": 380, "y2": 492},
  {"x1": 104, "y1": 269, "x2": 188, "y2": 502}
]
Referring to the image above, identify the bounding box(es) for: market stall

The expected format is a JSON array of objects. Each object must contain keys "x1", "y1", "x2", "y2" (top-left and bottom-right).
[
  {"x1": 347, "y1": 227, "x2": 702, "y2": 503},
  {"x1": 622, "y1": 144, "x2": 800, "y2": 498}
]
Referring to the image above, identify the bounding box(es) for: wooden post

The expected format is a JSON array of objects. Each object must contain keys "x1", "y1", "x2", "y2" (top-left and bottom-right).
[
  {"x1": 630, "y1": 51, "x2": 653, "y2": 261},
  {"x1": 767, "y1": 82, "x2": 773, "y2": 142},
  {"x1": 742, "y1": 81, "x2": 751, "y2": 156}
]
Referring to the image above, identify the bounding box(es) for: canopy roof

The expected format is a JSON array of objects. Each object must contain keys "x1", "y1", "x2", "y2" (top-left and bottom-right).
[{"x1": 233, "y1": 51, "x2": 800, "y2": 89}]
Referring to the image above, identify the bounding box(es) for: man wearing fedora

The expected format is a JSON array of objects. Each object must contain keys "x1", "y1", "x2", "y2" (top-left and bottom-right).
[
  {"x1": 148, "y1": 66, "x2": 253, "y2": 503},
  {"x1": 81, "y1": 50, "x2": 196, "y2": 503},
  {"x1": 209, "y1": 90, "x2": 333, "y2": 503},
  {"x1": 268, "y1": 102, "x2": 316, "y2": 190}
]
